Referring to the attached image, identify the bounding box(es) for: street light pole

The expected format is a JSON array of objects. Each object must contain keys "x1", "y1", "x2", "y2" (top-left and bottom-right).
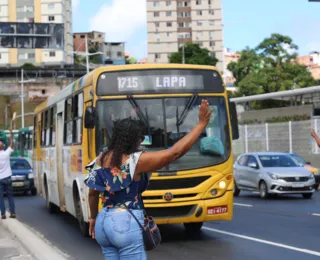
[
  {"x1": 182, "y1": 43, "x2": 185, "y2": 64},
  {"x1": 85, "y1": 36, "x2": 90, "y2": 74},
  {"x1": 21, "y1": 68, "x2": 24, "y2": 128}
]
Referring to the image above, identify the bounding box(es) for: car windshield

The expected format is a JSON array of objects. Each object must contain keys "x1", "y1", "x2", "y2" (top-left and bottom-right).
[
  {"x1": 258, "y1": 155, "x2": 299, "y2": 168},
  {"x1": 290, "y1": 154, "x2": 306, "y2": 166},
  {"x1": 10, "y1": 159, "x2": 31, "y2": 170},
  {"x1": 95, "y1": 96, "x2": 231, "y2": 171}
]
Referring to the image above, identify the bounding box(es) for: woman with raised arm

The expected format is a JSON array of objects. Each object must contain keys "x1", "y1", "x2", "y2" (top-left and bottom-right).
[{"x1": 85, "y1": 100, "x2": 212, "y2": 260}]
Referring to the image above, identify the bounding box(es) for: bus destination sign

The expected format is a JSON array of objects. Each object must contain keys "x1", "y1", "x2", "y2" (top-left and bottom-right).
[{"x1": 96, "y1": 69, "x2": 224, "y2": 95}]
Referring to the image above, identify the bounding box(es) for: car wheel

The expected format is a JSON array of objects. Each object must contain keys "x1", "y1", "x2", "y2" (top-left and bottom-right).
[
  {"x1": 74, "y1": 190, "x2": 90, "y2": 237},
  {"x1": 184, "y1": 222, "x2": 203, "y2": 233},
  {"x1": 302, "y1": 193, "x2": 313, "y2": 199},
  {"x1": 259, "y1": 181, "x2": 269, "y2": 199},
  {"x1": 234, "y1": 181, "x2": 240, "y2": 197}
]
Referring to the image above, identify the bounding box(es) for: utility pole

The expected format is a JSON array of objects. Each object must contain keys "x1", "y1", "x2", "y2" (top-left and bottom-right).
[
  {"x1": 182, "y1": 43, "x2": 185, "y2": 64},
  {"x1": 21, "y1": 68, "x2": 24, "y2": 128},
  {"x1": 85, "y1": 36, "x2": 90, "y2": 74}
]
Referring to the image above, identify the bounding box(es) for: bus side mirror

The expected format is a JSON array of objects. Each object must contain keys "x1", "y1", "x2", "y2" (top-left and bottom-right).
[
  {"x1": 229, "y1": 101, "x2": 239, "y2": 140},
  {"x1": 84, "y1": 106, "x2": 96, "y2": 129}
]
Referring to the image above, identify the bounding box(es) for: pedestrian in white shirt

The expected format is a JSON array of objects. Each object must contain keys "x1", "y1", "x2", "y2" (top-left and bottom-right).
[{"x1": 0, "y1": 128, "x2": 16, "y2": 219}]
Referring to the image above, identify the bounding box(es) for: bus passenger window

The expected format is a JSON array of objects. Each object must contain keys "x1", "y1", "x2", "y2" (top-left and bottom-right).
[{"x1": 64, "y1": 98, "x2": 73, "y2": 144}]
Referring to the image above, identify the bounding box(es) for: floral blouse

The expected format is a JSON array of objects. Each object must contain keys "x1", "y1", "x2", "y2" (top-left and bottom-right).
[{"x1": 84, "y1": 152, "x2": 150, "y2": 210}]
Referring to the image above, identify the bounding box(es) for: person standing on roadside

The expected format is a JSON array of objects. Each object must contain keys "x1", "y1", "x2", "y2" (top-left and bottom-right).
[{"x1": 0, "y1": 128, "x2": 16, "y2": 219}]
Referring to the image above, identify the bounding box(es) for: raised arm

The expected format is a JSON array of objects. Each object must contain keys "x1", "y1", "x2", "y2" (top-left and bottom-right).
[
  {"x1": 9, "y1": 128, "x2": 13, "y2": 149},
  {"x1": 311, "y1": 129, "x2": 320, "y2": 148},
  {"x1": 135, "y1": 99, "x2": 212, "y2": 175}
]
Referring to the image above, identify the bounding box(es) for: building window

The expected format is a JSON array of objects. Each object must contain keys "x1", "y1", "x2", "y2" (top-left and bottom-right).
[
  {"x1": 209, "y1": 9, "x2": 214, "y2": 15},
  {"x1": 211, "y1": 52, "x2": 216, "y2": 57},
  {"x1": 28, "y1": 53, "x2": 35, "y2": 59},
  {"x1": 209, "y1": 20, "x2": 215, "y2": 25},
  {"x1": 155, "y1": 22, "x2": 160, "y2": 27},
  {"x1": 166, "y1": 11, "x2": 172, "y2": 17},
  {"x1": 153, "y1": 1, "x2": 159, "y2": 7},
  {"x1": 49, "y1": 51, "x2": 56, "y2": 57},
  {"x1": 18, "y1": 54, "x2": 26, "y2": 60},
  {"x1": 155, "y1": 53, "x2": 160, "y2": 59},
  {"x1": 167, "y1": 22, "x2": 172, "y2": 27},
  {"x1": 209, "y1": 0, "x2": 212, "y2": 4},
  {"x1": 48, "y1": 16, "x2": 55, "y2": 21},
  {"x1": 210, "y1": 41, "x2": 215, "y2": 47},
  {"x1": 154, "y1": 12, "x2": 160, "y2": 17},
  {"x1": 167, "y1": 32, "x2": 172, "y2": 37},
  {"x1": 0, "y1": 54, "x2": 1, "y2": 59},
  {"x1": 209, "y1": 31, "x2": 214, "y2": 38},
  {"x1": 196, "y1": 10, "x2": 202, "y2": 16},
  {"x1": 197, "y1": 21, "x2": 203, "y2": 26},
  {"x1": 196, "y1": 0, "x2": 201, "y2": 5},
  {"x1": 80, "y1": 35, "x2": 85, "y2": 38},
  {"x1": 117, "y1": 52, "x2": 122, "y2": 57},
  {"x1": 166, "y1": 1, "x2": 171, "y2": 6},
  {"x1": 155, "y1": 33, "x2": 160, "y2": 39},
  {"x1": 48, "y1": 3, "x2": 54, "y2": 9}
]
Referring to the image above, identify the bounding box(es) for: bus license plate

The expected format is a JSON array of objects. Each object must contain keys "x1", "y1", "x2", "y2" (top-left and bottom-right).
[
  {"x1": 207, "y1": 206, "x2": 228, "y2": 215},
  {"x1": 12, "y1": 182, "x2": 24, "y2": 187}
]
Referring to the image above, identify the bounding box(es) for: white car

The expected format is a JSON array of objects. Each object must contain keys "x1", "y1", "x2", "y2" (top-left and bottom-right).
[{"x1": 233, "y1": 152, "x2": 315, "y2": 199}]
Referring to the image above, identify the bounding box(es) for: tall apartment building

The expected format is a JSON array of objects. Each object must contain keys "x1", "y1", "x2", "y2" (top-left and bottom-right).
[
  {"x1": 0, "y1": 0, "x2": 73, "y2": 67},
  {"x1": 147, "y1": 0, "x2": 224, "y2": 71}
]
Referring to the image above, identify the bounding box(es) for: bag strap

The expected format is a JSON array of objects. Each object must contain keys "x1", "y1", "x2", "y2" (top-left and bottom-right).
[{"x1": 121, "y1": 203, "x2": 145, "y2": 230}]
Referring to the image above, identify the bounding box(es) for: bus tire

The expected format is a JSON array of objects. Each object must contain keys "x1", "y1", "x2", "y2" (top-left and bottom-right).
[
  {"x1": 44, "y1": 177, "x2": 58, "y2": 214},
  {"x1": 184, "y1": 222, "x2": 203, "y2": 233},
  {"x1": 31, "y1": 187, "x2": 37, "y2": 196},
  {"x1": 74, "y1": 189, "x2": 90, "y2": 237},
  {"x1": 234, "y1": 181, "x2": 240, "y2": 197}
]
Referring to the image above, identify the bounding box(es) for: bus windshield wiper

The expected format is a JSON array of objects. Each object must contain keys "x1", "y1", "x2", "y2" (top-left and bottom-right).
[
  {"x1": 128, "y1": 96, "x2": 150, "y2": 128},
  {"x1": 176, "y1": 94, "x2": 198, "y2": 127}
]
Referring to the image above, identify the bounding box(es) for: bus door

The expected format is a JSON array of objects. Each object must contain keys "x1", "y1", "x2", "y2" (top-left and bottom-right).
[{"x1": 56, "y1": 112, "x2": 66, "y2": 210}]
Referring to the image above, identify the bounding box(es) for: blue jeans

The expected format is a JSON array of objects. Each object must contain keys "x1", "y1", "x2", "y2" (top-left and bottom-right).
[
  {"x1": 95, "y1": 207, "x2": 147, "y2": 260},
  {"x1": 0, "y1": 177, "x2": 15, "y2": 216}
]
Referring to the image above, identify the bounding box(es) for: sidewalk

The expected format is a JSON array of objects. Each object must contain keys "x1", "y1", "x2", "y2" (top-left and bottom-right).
[
  {"x1": 0, "y1": 216, "x2": 70, "y2": 260},
  {"x1": 0, "y1": 224, "x2": 34, "y2": 260}
]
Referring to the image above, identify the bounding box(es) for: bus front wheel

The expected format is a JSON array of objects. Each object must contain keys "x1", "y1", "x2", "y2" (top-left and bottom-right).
[
  {"x1": 184, "y1": 222, "x2": 203, "y2": 233},
  {"x1": 74, "y1": 190, "x2": 90, "y2": 237}
]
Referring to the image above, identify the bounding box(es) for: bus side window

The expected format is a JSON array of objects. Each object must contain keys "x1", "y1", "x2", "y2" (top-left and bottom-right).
[
  {"x1": 50, "y1": 106, "x2": 56, "y2": 146},
  {"x1": 64, "y1": 98, "x2": 73, "y2": 145},
  {"x1": 73, "y1": 93, "x2": 83, "y2": 144}
]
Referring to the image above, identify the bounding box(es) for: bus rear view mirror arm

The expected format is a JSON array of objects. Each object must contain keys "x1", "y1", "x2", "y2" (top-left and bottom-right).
[
  {"x1": 85, "y1": 106, "x2": 96, "y2": 129},
  {"x1": 229, "y1": 101, "x2": 239, "y2": 140}
]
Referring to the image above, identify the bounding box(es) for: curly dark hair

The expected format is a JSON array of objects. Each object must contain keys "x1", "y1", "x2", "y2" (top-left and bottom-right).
[{"x1": 100, "y1": 118, "x2": 144, "y2": 169}]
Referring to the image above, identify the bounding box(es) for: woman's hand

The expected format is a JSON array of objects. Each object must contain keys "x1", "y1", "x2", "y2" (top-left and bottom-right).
[
  {"x1": 198, "y1": 99, "x2": 213, "y2": 127},
  {"x1": 89, "y1": 218, "x2": 96, "y2": 239}
]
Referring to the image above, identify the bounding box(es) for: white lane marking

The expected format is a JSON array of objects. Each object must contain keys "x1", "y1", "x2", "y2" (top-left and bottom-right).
[
  {"x1": 233, "y1": 203, "x2": 253, "y2": 207},
  {"x1": 203, "y1": 227, "x2": 320, "y2": 257},
  {"x1": 311, "y1": 213, "x2": 320, "y2": 217}
]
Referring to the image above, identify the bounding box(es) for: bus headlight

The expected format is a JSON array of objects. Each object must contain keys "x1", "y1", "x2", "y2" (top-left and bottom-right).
[
  {"x1": 219, "y1": 181, "x2": 226, "y2": 189},
  {"x1": 28, "y1": 173, "x2": 34, "y2": 179}
]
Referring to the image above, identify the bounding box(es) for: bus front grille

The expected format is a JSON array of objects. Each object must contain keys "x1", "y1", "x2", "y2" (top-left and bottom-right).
[
  {"x1": 148, "y1": 176, "x2": 210, "y2": 190},
  {"x1": 145, "y1": 205, "x2": 196, "y2": 218}
]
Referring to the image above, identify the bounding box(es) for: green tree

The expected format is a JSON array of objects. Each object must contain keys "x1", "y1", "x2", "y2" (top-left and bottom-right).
[
  {"x1": 88, "y1": 45, "x2": 102, "y2": 64},
  {"x1": 228, "y1": 34, "x2": 316, "y2": 99},
  {"x1": 168, "y1": 43, "x2": 218, "y2": 66},
  {"x1": 126, "y1": 57, "x2": 137, "y2": 64}
]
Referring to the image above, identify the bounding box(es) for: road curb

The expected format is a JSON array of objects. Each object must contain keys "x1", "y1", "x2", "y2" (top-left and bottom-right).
[{"x1": 0, "y1": 215, "x2": 70, "y2": 260}]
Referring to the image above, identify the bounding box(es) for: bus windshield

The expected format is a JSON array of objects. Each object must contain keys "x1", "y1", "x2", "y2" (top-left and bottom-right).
[{"x1": 96, "y1": 96, "x2": 231, "y2": 171}]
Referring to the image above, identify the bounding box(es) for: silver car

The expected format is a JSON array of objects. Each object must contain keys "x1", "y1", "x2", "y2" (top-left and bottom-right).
[{"x1": 233, "y1": 152, "x2": 315, "y2": 199}]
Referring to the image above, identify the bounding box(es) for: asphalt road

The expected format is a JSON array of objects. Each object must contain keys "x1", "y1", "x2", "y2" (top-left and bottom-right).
[{"x1": 8, "y1": 191, "x2": 320, "y2": 260}]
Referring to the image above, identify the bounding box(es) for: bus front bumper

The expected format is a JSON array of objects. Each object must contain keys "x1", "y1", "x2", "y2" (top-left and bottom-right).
[{"x1": 144, "y1": 190, "x2": 233, "y2": 225}]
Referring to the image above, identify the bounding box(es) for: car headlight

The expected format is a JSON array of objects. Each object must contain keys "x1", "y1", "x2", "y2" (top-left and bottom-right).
[
  {"x1": 28, "y1": 173, "x2": 34, "y2": 179},
  {"x1": 267, "y1": 172, "x2": 279, "y2": 180},
  {"x1": 308, "y1": 174, "x2": 315, "y2": 180}
]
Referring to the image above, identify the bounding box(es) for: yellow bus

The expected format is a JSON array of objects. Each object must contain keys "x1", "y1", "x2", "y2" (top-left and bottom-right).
[{"x1": 33, "y1": 64, "x2": 239, "y2": 236}]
